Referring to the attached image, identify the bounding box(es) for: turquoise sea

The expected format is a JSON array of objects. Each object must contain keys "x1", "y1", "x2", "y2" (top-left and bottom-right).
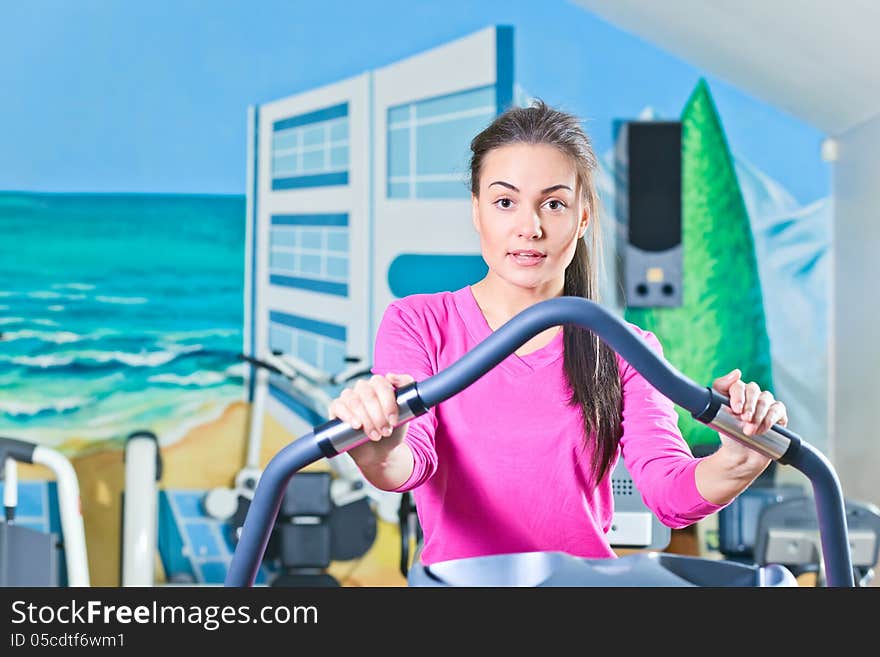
[{"x1": 0, "y1": 192, "x2": 246, "y2": 449}]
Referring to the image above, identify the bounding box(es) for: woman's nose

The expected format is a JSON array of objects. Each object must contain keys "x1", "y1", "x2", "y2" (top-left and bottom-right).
[{"x1": 516, "y1": 211, "x2": 543, "y2": 238}]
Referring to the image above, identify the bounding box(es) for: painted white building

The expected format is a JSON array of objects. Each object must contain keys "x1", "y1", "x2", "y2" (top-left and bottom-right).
[{"x1": 242, "y1": 26, "x2": 513, "y2": 513}]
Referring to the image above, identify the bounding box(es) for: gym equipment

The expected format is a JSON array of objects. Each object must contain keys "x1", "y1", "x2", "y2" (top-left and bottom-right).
[
  {"x1": 270, "y1": 471, "x2": 377, "y2": 587},
  {"x1": 120, "y1": 430, "x2": 162, "y2": 586},
  {"x1": 204, "y1": 351, "x2": 392, "y2": 533},
  {"x1": 0, "y1": 436, "x2": 90, "y2": 586},
  {"x1": 225, "y1": 296, "x2": 855, "y2": 587},
  {"x1": 753, "y1": 495, "x2": 880, "y2": 587}
]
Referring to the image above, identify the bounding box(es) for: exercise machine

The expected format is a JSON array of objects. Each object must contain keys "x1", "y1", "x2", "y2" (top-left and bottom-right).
[
  {"x1": 224, "y1": 297, "x2": 856, "y2": 587},
  {"x1": 210, "y1": 351, "x2": 387, "y2": 582},
  {"x1": 0, "y1": 436, "x2": 90, "y2": 586},
  {"x1": 120, "y1": 430, "x2": 162, "y2": 586}
]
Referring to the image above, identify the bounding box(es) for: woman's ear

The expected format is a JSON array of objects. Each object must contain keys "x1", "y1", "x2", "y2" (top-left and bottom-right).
[
  {"x1": 578, "y1": 207, "x2": 589, "y2": 239},
  {"x1": 471, "y1": 194, "x2": 481, "y2": 234}
]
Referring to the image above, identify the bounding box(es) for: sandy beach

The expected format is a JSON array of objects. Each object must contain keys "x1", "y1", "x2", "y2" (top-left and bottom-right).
[{"x1": 15, "y1": 399, "x2": 407, "y2": 587}]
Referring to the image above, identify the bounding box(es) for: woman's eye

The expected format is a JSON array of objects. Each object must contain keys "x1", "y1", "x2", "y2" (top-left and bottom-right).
[
  {"x1": 545, "y1": 200, "x2": 565, "y2": 211},
  {"x1": 495, "y1": 198, "x2": 513, "y2": 209}
]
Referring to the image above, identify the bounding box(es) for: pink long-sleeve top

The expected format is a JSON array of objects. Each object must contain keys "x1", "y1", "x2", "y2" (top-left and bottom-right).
[{"x1": 370, "y1": 285, "x2": 725, "y2": 566}]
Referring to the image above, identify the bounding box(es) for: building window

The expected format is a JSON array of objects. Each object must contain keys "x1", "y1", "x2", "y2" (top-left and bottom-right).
[
  {"x1": 268, "y1": 312, "x2": 348, "y2": 375},
  {"x1": 272, "y1": 103, "x2": 349, "y2": 190},
  {"x1": 387, "y1": 86, "x2": 496, "y2": 199},
  {"x1": 269, "y1": 214, "x2": 349, "y2": 297}
]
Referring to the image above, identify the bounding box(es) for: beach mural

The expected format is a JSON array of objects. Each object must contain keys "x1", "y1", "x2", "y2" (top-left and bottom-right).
[
  {"x1": 0, "y1": 192, "x2": 246, "y2": 449},
  {"x1": 1, "y1": 2, "x2": 829, "y2": 586}
]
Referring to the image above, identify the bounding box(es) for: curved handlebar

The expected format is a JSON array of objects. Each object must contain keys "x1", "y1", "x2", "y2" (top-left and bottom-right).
[{"x1": 225, "y1": 296, "x2": 853, "y2": 587}]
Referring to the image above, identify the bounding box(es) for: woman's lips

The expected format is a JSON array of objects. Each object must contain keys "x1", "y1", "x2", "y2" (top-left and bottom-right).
[{"x1": 508, "y1": 252, "x2": 546, "y2": 267}]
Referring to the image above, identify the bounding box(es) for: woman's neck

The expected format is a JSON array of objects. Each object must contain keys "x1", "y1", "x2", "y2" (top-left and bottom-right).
[{"x1": 471, "y1": 276, "x2": 564, "y2": 330}]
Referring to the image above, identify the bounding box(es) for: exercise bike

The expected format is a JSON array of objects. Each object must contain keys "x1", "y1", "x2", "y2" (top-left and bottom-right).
[
  {"x1": 0, "y1": 436, "x2": 90, "y2": 586},
  {"x1": 224, "y1": 297, "x2": 856, "y2": 587}
]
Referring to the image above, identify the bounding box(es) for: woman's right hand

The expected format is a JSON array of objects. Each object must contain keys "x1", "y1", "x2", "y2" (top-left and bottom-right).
[{"x1": 327, "y1": 372, "x2": 416, "y2": 466}]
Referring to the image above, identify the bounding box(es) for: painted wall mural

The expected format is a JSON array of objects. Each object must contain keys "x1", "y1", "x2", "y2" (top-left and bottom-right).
[{"x1": 0, "y1": 2, "x2": 829, "y2": 586}]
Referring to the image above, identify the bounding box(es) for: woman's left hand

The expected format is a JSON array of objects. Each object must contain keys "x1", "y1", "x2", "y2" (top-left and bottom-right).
[{"x1": 711, "y1": 369, "x2": 789, "y2": 467}]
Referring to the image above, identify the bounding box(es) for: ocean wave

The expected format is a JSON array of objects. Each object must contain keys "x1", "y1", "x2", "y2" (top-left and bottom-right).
[
  {"x1": 95, "y1": 295, "x2": 149, "y2": 305},
  {"x1": 156, "y1": 328, "x2": 240, "y2": 341},
  {"x1": 1, "y1": 329, "x2": 84, "y2": 344},
  {"x1": 3, "y1": 343, "x2": 204, "y2": 369},
  {"x1": 225, "y1": 362, "x2": 247, "y2": 377},
  {"x1": 27, "y1": 290, "x2": 63, "y2": 299},
  {"x1": 0, "y1": 317, "x2": 60, "y2": 327},
  {"x1": 0, "y1": 305, "x2": 7, "y2": 311},
  {"x1": 52, "y1": 283, "x2": 96, "y2": 291},
  {"x1": 47, "y1": 305, "x2": 64, "y2": 312},
  {"x1": 148, "y1": 371, "x2": 228, "y2": 386},
  {"x1": 0, "y1": 396, "x2": 93, "y2": 418}
]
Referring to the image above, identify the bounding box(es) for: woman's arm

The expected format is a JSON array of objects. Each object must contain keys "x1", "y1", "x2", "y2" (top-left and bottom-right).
[
  {"x1": 348, "y1": 423, "x2": 416, "y2": 491},
  {"x1": 695, "y1": 368, "x2": 788, "y2": 505}
]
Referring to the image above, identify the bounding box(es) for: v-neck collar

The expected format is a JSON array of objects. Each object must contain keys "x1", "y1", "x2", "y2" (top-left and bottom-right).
[{"x1": 453, "y1": 285, "x2": 564, "y2": 375}]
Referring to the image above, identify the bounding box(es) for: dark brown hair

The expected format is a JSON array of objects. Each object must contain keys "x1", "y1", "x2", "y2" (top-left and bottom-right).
[{"x1": 468, "y1": 100, "x2": 623, "y2": 487}]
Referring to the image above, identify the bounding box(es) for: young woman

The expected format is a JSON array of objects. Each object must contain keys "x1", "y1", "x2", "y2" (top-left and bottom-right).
[{"x1": 328, "y1": 101, "x2": 788, "y2": 566}]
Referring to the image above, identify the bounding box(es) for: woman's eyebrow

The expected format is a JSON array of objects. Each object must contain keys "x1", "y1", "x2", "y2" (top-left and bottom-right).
[{"x1": 488, "y1": 181, "x2": 573, "y2": 194}]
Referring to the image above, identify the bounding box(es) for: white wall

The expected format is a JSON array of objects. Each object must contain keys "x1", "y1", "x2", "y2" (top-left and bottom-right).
[{"x1": 831, "y1": 112, "x2": 880, "y2": 507}]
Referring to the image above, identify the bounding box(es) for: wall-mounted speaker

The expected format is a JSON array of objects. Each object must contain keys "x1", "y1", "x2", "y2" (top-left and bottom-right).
[{"x1": 614, "y1": 121, "x2": 682, "y2": 308}]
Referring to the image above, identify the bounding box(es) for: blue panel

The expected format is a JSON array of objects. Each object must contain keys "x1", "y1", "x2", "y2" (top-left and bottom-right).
[
  {"x1": 415, "y1": 86, "x2": 495, "y2": 120},
  {"x1": 416, "y1": 180, "x2": 468, "y2": 198},
  {"x1": 323, "y1": 340, "x2": 347, "y2": 374},
  {"x1": 157, "y1": 491, "x2": 197, "y2": 584},
  {"x1": 329, "y1": 121, "x2": 348, "y2": 141},
  {"x1": 173, "y1": 491, "x2": 207, "y2": 519},
  {"x1": 270, "y1": 229, "x2": 297, "y2": 247},
  {"x1": 326, "y1": 230, "x2": 348, "y2": 252},
  {"x1": 249, "y1": 105, "x2": 260, "y2": 403},
  {"x1": 495, "y1": 26, "x2": 515, "y2": 113},
  {"x1": 272, "y1": 213, "x2": 348, "y2": 227},
  {"x1": 416, "y1": 114, "x2": 491, "y2": 176},
  {"x1": 199, "y1": 561, "x2": 229, "y2": 585},
  {"x1": 270, "y1": 251, "x2": 297, "y2": 271},
  {"x1": 273, "y1": 130, "x2": 298, "y2": 150},
  {"x1": 269, "y1": 324, "x2": 291, "y2": 353},
  {"x1": 388, "y1": 105, "x2": 410, "y2": 124},
  {"x1": 46, "y1": 481, "x2": 60, "y2": 536},
  {"x1": 272, "y1": 172, "x2": 348, "y2": 190},
  {"x1": 299, "y1": 229, "x2": 322, "y2": 249},
  {"x1": 388, "y1": 128, "x2": 410, "y2": 178},
  {"x1": 268, "y1": 310, "x2": 347, "y2": 341},
  {"x1": 273, "y1": 102, "x2": 348, "y2": 131},
  {"x1": 325, "y1": 255, "x2": 348, "y2": 279},
  {"x1": 329, "y1": 145, "x2": 348, "y2": 169},
  {"x1": 272, "y1": 154, "x2": 297, "y2": 174},
  {"x1": 301, "y1": 149, "x2": 325, "y2": 172},
  {"x1": 268, "y1": 381, "x2": 325, "y2": 426},
  {"x1": 388, "y1": 182, "x2": 409, "y2": 198},
  {"x1": 299, "y1": 254, "x2": 322, "y2": 275},
  {"x1": 17, "y1": 481, "x2": 45, "y2": 517},
  {"x1": 269, "y1": 274, "x2": 348, "y2": 297},
  {"x1": 298, "y1": 333, "x2": 319, "y2": 367},
  {"x1": 388, "y1": 254, "x2": 488, "y2": 297},
  {"x1": 301, "y1": 125, "x2": 325, "y2": 146},
  {"x1": 185, "y1": 522, "x2": 221, "y2": 558}
]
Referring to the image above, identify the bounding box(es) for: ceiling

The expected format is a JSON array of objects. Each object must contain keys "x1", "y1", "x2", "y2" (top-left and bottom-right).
[{"x1": 573, "y1": 0, "x2": 880, "y2": 136}]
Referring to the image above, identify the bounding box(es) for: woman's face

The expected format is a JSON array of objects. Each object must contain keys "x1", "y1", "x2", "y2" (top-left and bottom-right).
[{"x1": 472, "y1": 142, "x2": 589, "y2": 294}]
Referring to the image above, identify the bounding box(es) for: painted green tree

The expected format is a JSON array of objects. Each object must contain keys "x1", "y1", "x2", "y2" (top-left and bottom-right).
[{"x1": 624, "y1": 79, "x2": 774, "y2": 448}]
